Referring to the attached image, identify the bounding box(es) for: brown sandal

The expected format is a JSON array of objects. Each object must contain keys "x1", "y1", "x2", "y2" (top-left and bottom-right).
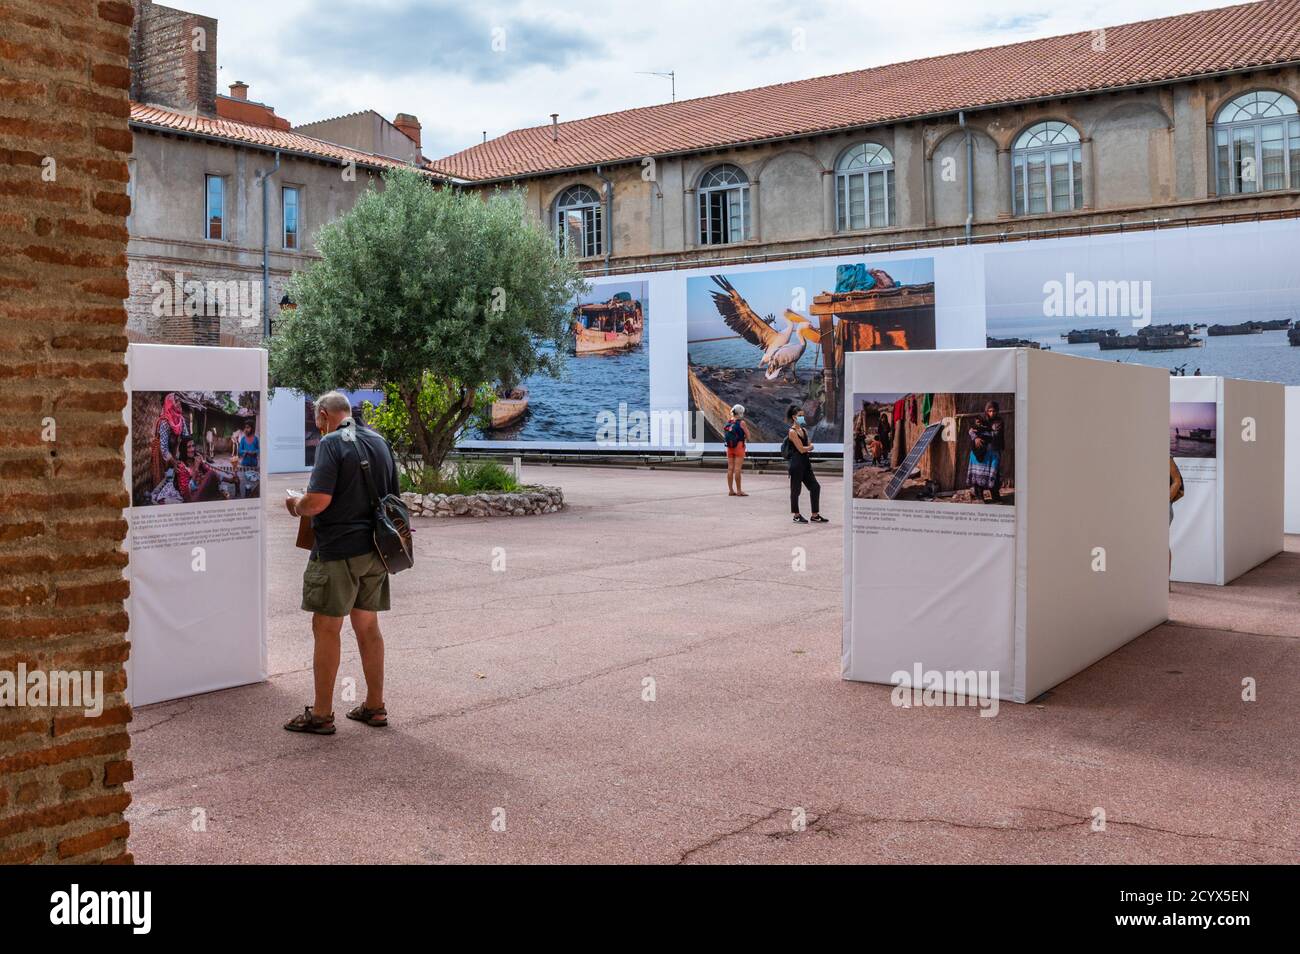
[
  {"x1": 346, "y1": 704, "x2": 388, "y2": 727},
  {"x1": 284, "y1": 706, "x2": 336, "y2": 734}
]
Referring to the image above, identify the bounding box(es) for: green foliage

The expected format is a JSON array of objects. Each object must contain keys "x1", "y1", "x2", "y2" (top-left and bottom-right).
[
  {"x1": 268, "y1": 167, "x2": 587, "y2": 469},
  {"x1": 448, "y1": 460, "x2": 521, "y2": 494},
  {"x1": 398, "y1": 459, "x2": 522, "y2": 496},
  {"x1": 362, "y1": 378, "x2": 493, "y2": 459}
]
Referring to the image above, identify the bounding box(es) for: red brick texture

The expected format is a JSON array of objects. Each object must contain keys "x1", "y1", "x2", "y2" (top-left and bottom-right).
[
  {"x1": 0, "y1": 0, "x2": 134, "y2": 864},
  {"x1": 128, "y1": 0, "x2": 217, "y2": 116}
]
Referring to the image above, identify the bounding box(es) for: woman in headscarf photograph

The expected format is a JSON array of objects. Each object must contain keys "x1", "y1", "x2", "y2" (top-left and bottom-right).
[
  {"x1": 150, "y1": 391, "x2": 190, "y2": 488},
  {"x1": 967, "y1": 400, "x2": 1005, "y2": 503}
]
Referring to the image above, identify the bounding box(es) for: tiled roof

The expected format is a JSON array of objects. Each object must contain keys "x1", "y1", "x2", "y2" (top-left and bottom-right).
[
  {"x1": 129, "y1": 103, "x2": 447, "y2": 177},
  {"x1": 430, "y1": 0, "x2": 1300, "y2": 181}
]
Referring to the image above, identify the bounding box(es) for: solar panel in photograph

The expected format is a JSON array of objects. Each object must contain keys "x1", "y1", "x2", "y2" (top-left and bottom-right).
[{"x1": 885, "y1": 422, "x2": 943, "y2": 499}]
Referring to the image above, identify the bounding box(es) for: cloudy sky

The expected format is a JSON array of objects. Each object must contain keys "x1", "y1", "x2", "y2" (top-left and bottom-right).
[{"x1": 183, "y1": 0, "x2": 1228, "y2": 160}]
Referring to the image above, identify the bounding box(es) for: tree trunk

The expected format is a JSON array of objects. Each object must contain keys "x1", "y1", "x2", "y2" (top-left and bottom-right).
[{"x1": 399, "y1": 378, "x2": 477, "y2": 472}]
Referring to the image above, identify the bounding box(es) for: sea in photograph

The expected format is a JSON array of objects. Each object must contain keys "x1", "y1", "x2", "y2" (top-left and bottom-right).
[
  {"x1": 1170, "y1": 428, "x2": 1216, "y2": 458},
  {"x1": 687, "y1": 335, "x2": 824, "y2": 373},
  {"x1": 989, "y1": 317, "x2": 1299, "y2": 384},
  {"x1": 467, "y1": 327, "x2": 650, "y2": 443},
  {"x1": 1169, "y1": 400, "x2": 1216, "y2": 458}
]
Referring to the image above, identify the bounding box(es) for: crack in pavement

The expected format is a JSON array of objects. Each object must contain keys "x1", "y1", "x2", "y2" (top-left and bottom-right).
[
  {"x1": 131, "y1": 699, "x2": 196, "y2": 736},
  {"x1": 673, "y1": 802, "x2": 1296, "y2": 862}
]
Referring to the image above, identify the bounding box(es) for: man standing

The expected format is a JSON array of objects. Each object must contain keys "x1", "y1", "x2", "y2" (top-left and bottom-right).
[{"x1": 283, "y1": 391, "x2": 400, "y2": 735}]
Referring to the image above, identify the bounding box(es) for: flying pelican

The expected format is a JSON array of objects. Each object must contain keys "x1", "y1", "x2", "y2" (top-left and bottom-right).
[
  {"x1": 764, "y1": 310, "x2": 821, "y2": 381},
  {"x1": 708, "y1": 276, "x2": 821, "y2": 382}
]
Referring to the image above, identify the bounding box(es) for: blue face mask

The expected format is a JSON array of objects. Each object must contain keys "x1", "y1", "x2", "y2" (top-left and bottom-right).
[{"x1": 796, "y1": 415, "x2": 806, "y2": 426}]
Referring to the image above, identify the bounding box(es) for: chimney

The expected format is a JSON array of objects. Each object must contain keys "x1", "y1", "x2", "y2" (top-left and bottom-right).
[
  {"x1": 393, "y1": 113, "x2": 421, "y2": 149},
  {"x1": 129, "y1": 1, "x2": 219, "y2": 115},
  {"x1": 550, "y1": 113, "x2": 559, "y2": 142},
  {"x1": 229, "y1": 81, "x2": 249, "y2": 100}
]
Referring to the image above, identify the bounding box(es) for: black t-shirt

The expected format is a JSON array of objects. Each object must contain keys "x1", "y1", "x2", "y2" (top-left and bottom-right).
[{"x1": 306, "y1": 420, "x2": 400, "y2": 561}]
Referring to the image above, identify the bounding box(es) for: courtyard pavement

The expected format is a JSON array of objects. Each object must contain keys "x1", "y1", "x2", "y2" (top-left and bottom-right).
[{"x1": 126, "y1": 466, "x2": 1298, "y2": 863}]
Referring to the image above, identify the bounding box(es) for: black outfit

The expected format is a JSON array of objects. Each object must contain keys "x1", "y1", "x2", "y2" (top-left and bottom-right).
[
  {"x1": 787, "y1": 425, "x2": 821, "y2": 514},
  {"x1": 305, "y1": 419, "x2": 400, "y2": 560}
]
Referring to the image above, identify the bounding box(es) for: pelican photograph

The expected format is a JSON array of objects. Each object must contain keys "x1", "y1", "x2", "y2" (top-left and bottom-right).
[{"x1": 686, "y1": 259, "x2": 936, "y2": 444}]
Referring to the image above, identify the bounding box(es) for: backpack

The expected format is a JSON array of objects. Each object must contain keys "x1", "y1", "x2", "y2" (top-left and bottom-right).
[
  {"x1": 723, "y1": 419, "x2": 745, "y2": 448},
  {"x1": 348, "y1": 432, "x2": 414, "y2": 574}
]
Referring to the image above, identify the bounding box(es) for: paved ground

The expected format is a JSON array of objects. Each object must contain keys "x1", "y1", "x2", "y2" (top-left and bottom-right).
[{"x1": 126, "y1": 466, "x2": 1299, "y2": 863}]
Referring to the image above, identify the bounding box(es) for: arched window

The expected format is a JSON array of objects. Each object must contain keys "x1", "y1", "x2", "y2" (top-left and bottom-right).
[
  {"x1": 836, "y1": 143, "x2": 894, "y2": 230},
  {"x1": 1214, "y1": 91, "x2": 1300, "y2": 195},
  {"x1": 698, "y1": 165, "x2": 750, "y2": 245},
  {"x1": 1012, "y1": 121, "x2": 1082, "y2": 215},
  {"x1": 555, "y1": 185, "x2": 602, "y2": 257}
]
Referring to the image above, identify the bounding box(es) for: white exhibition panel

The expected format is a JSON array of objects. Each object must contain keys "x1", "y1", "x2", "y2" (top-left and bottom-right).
[
  {"x1": 842, "y1": 349, "x2": 1019, "y2": 698},
  {"x1": 1020, "y1": 350, "x2": 1168, "y2": 702},
  {"x1": 124, "y1": 344, "x2": 268, "y2": 706},
  {"x1": 1221, "y1": 378, "x2": 1285, "y2": 583},
  {"x1": 267, "y1": 387, "x2": 308, "y2": 473},
  {"x1": 1287, "y1": 387, "x2": 1300, "y2": 534},
  {"x1": 1170, "y1": 376, "x2": 1285, "y2": 585},
  {"x1": 1169, "y1": 376, "x2": 1221, "y2": 584},
  {"x1": 843, "y1": 349, "x2": 1169, "y2": 703}
]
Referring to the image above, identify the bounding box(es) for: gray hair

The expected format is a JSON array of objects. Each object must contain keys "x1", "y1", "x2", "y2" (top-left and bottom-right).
[
  {"x1": 314, "y1": 391, "x2": 352, "y2": 415},
  {"x1": 731, "y1": 403, "x2": 745, "y2": 418}
]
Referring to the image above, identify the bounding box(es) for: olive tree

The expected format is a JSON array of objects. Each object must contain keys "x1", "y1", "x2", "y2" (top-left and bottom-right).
[{"x1": 268, "y1": 167, "x2": 587, "y2": 470}]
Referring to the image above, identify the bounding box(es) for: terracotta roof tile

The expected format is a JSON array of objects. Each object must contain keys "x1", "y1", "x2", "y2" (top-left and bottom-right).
[
  {"x1": 430, "y1": 0, "x2": 1300, "y2": 181},
  {"x1": 129, "y1": 103, "x2": 447, "y2": 178}
]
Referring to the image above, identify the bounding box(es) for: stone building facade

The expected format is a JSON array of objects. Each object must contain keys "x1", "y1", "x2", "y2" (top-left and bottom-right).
[
  {"x1": 432, "y1": 1, "x2": 1300, "y2": 274},
  {"x1": 124, "y1": 0, "x2": 440, "y2": 348}
]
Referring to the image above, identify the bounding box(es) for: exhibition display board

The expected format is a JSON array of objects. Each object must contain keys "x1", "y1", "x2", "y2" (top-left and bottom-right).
[
  {"x1": 842, "y1": 348, "x2": 1168, "y2": 703},
  {"x1": 267, "y1": 387, "x2": 386, "y2": 473},
  {"x1": 1287, "y1": 387, "x2": 1300, "y2": 535},
  {"x1": 267, "y1": 386, "x2": 309, "y2": 473},
  {"x1": 264, "y1": 218, "x2": 1299, "y2": 468},
  {"x1": 1169, "y1": 376, "x2": 1285, "y2": 585},
  {"x1": 444, "y1": 216, "x2": 1300, "y2": 455},
  {"x1": 124, "y1": 344, "x2": 268, "y2": 706}
]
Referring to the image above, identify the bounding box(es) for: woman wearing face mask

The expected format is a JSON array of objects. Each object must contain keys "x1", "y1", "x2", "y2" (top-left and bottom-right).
[{"x1": 786, "y1": 405, "x2": 827, "y2": 524}]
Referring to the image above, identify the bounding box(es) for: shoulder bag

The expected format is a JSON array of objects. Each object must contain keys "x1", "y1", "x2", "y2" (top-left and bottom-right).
[{"x1": 348, "y1": 431, "x2": 414, "y2": 574}]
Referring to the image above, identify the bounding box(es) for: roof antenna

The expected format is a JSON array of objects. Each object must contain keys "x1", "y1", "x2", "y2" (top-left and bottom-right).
[
  {"x1": 550, "y1": 113, "x2": 559, "y2": 141},
  {"x1": 482, "y1": 131, "x2": 487, "y2": 143},
  {"x1": 636, "y1": 70, "x2": 676, "y2": 103}
]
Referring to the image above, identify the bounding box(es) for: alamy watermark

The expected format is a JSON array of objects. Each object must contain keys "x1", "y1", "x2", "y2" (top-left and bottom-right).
[
  {"x1": 890, "y1": 663, "x2": 1000, "y2": 717},
  {"x1": 0, "y1": 664, "x2": 104, "y2": 717},
  {"x1": 594, "y1": 403, "x2": 705, "y2": 455},
  {"x1": 151, "y1": 271, "x2": 262, "y2": 327},
  {"x1": 1042, "y1": 272, "x2": 1152, "y2": 329}
]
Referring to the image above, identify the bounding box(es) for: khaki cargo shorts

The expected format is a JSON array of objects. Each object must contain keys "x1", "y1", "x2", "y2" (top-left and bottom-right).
[{"x1": 302, "y1": 551, "x2": 390, "y2": 617}]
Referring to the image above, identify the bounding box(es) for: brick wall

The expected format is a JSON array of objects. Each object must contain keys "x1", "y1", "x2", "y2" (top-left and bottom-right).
[
  {"x1": 126, "y1": 256, "x2": 293, "y2": 347},
  {"x1": 0, "y1": 0, "x2": 135, "y2": 863},
  {"x1": 129, "y1": 0, "x2": 217, "y2": 115}
]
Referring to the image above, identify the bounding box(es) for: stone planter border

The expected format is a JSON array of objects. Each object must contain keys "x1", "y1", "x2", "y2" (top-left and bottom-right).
[{"x1": 402, "y1": 485, "x2": 563, "y2": 518}]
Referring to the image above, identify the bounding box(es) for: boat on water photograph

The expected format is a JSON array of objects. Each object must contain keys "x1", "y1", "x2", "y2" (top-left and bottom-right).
[
  {"x1": 984, "y1": 229, "x2": 1300, "y2": 384},
  {"x1": 473, "y1": 280, "x2": 650, "y2": 444},
  {"x1": 573, "y1": 292, "x2": 644, "y2": 355},
  {"x1": 1170, "y1": 400, "x2": 1218, "y2": 459}
]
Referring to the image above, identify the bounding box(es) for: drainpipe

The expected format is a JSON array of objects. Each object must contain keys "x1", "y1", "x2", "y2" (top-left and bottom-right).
[
  {"x1": 260, "y1": 150, "x2": 281, "y2": 339},
  {"x1": 594, "y1": 164, "x2": 613, "y2": 274},
  {"x1": 958, "y1": 111, "x2": 973, "y2": 244}
]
